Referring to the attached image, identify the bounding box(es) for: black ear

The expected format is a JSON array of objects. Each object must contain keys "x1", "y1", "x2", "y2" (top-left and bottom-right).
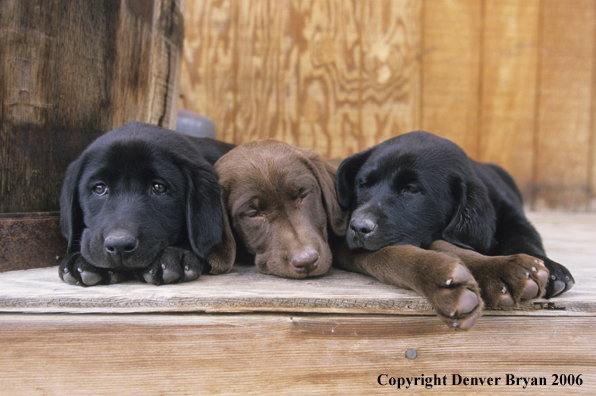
[
  {"x1": 59, "y1": 157, "x2": 86, "y2": 255},
  {"x1": 185, "y1": 162, "x2": 226, "y2": 263},
  {"x1": 336, "y1": 148, "x2": 373, "y2": 210},
  {"x1": 442, "y1": 178, "x2": 496, "y2": 253}
]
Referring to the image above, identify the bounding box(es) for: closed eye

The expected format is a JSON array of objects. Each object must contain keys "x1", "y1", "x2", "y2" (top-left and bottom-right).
[
  {"x1": 402, "y1": 184, "x2": 421, "y2": 194},
  {"x1": 297, "y1": 188, "x2": 309, "y2": 204}
]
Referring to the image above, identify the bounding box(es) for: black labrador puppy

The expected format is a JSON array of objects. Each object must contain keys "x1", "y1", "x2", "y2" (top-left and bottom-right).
[
  {"x1": 336, "y1": 131, "x2": 573, "y2": 301},
  {"x1": 59, "y1": 122, "x2": 235, "y2": 286}
]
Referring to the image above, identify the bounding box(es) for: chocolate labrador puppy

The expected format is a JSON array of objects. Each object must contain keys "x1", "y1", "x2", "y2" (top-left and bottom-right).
[
  {"x1": 336, "y1": 131, "x2": 571, "y2": 308},
  {"x1": 59, "y1": 122, "x2": 235, "y2": 286},
  {"x1": 214, "y1": 139, "x2": 347, "y2": 279}
]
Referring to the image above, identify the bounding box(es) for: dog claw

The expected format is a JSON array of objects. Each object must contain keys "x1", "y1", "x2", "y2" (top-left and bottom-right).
[{"x1": 551, "y1": 280, "x2": 567, "y2": 296}]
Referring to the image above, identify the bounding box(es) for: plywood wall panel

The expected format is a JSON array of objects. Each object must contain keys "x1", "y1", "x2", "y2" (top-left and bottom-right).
[
  {"x1": 179, "y1": 0, "x2": 596, "y2": 211},
  {"x1": 360, "y1": 0, "x2": 422, "y2": 153},
  {"x1": 421, "y1": 0, "x2": 482, "y2": 158},
  {"x1": 479, "y1": 0, "x2": 540, "y2": 200},
  {"x1": 179, "y1": 0, "x2": 236, "y2": 142},
  {"x1": 298, "y1": 0, "x2": 361, "y2": 158},
  {"x1": 235, "y1": 0, "x2": 299, "y2": 144},
  {"x1": 534, "y1": 0, "x2": 596, "y2": 210}
]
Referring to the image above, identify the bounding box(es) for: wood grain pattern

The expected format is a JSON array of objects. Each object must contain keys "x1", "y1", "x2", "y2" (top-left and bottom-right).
[
  {"x1": 359, "y1": 0, "x2": 422, "y2": 152},
  {"x1": 534, "y1": 0, "x2": 596, "y2": 210},
  {"x1": 178, "y1": 0, "x2": 596, "y2": 210},
  {"x1": 1, "y1": 0, "x2": 183, "y2": 213},
  {"x1": 298, "y1": 0, "x2": 361, "y2": 158},
  {"x1": 1, "y1": 314, "x2": 595, "y2": 395},
  {"x1": 235, "y1": 0, "x2": 299, "y2": 144},
  {"x1": 421, "y1": 0, "x2": 482, "y2": 157},
  {"x1": 479, "y1": 0, "x2": 540, "y2": 200},
  {"x1": 178, "y1": 0, "x2": 237, "y2": 142}
]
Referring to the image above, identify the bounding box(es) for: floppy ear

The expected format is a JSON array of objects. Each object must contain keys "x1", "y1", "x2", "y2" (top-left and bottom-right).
[
  {"x1": 335, "y1": 148, "x2": 373, "y2": 210},
  {"x1": 185, "y1": 162, "x2": 234, "y2": 273},
  {"x1": 441, "y1": 178, "x2": 497, "y2": 254},
  {"x1": 298, "y1": 149, "x2": 349, "y2": 237},
  {"x1": 59, "y1": 157, "x2": 86, "y2": 255},
  {"x1": 206, "y1": 190, "x2": 236, "y2": 274}
]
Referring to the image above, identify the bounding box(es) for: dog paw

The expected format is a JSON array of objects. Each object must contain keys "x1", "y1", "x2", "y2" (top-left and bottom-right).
[
  {"x1": 59, "y1": 254, "x2": 127, "y2": 286},
  {"x1": 425, "y1": 263, "x2": 483, "y2": 331},
  {"x1": 472, "y1": 254, "x2": 549, "y2": 308},
  {"x1": 542, "y1": 258, "x2": 574, "y2": 298},
  {"x1": 138, "y1": 246, "x2": 203, "y2": 285}
]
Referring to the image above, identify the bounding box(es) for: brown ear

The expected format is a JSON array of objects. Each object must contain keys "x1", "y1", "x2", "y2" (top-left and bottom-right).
[
  {"x1": 206, "y1": 191, "x2": 236, "y2": 274},
  {"x1": 298, "y1": 148, "x2": 349, "y2": 237}
]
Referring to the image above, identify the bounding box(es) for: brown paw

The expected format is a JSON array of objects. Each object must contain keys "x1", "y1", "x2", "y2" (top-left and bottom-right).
[
  {"x1": 473, "y1": 254, "x2": 549, "y2": 308},
  {"x1": 424, "y1": 263, "x2": 483, "y2": 331}
]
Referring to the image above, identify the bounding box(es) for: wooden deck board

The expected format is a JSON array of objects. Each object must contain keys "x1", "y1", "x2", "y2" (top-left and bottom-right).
[{"x1": 0, "y1": 212, "x2": 594, "y2": 317}]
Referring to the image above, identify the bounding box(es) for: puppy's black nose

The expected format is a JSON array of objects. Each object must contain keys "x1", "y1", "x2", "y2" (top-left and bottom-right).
[
  {"x1": 290, "y1": 250, "x2": 319, "y2": 274},
  {"x1": 104, "y1": 231, "x2": 138, "y2": 256},
  {"x1": 349, "y1": 217, "x2": 377, "y2": 236}
]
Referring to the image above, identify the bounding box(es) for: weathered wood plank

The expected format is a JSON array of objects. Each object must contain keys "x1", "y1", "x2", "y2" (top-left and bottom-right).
[
  {"x1": 421, "y1": 0, "x2": 482, "y2": 157},
  {"x1": 534, "y1": 0, "x2": 596, "y2": 210},
  {"x1": 234, "y1": 0, "x2": 299, "y2": 144},
  {"x1": 0, "y1": 213, "x2": 65, "y2": 272},
  {"x1": 0, "y1": 0, "x2": 183, "y2": 213},
  {"x1": 178, "y1": 0, "x2": 236, "y2": 142},
  {"x1": 298, "y1": 0, "x2": 361, "y2": 157},
  {"x1": 1, "y1": 211, "x2": 594, "y2": 316},
  {"x1": 359, "y1": 0, "x2": 422, "y2": 152},
  {"x1": 1, "y1": 313, "x2": 594, "y2": 395},
  {"x1": 479, "y1": 0, "x2": 540, "y2": 201}
]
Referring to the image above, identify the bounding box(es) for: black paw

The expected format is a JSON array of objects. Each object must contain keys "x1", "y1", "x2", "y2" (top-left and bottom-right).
[
  {"x1": 135, "y1": 246, "x2": 203, "y2": 285},
  {"x1": 59, "y1": 254, "x2": 128, "y2": 286},
  {"x1": 543, "y1": 258, "x2": 574, "y2": 298}
]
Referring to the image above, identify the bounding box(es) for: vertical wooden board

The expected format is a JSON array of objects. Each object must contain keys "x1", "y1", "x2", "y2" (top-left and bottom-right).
[
  {"x1": 479, "y1": 0, "x2": 540, "y2": 202},
  {"x1": 146, "y1": 0, "x2": 184, "y2": 129},
  {"x1": 110, "y1": 0, "x2": 155, "y2": 128},
  {"x1": 534, "y1": 0, "x2": 595, "y2": 210},
  {"x1": 178, "y1": 0, "x2": 236, "y2": 142},
  {"x1": 359, "y1": 0, "x2": 422, "y2": 153},
  {"x1": 298, "y1": 0, "x2": 361, "y2": 158},
  {"x1": 421, "y1": 0, "x2": 482, "y2": 158},
  {"x1": 234, "y1": 0, "x2": 299, "y2": 145}
]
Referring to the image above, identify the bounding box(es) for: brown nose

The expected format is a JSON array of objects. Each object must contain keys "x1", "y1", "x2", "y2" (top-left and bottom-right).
[{"x1": 290, "y1": 250, "x2": 319, "y2": 274}]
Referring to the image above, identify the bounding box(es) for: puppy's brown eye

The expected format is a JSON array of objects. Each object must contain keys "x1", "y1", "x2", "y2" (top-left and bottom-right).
[
  {"x1": 92, "y1": 184, "x2": 108, "y2": 196},
  {"x1": 151, "y1": 183, "x2": 168, "y2": 195}
]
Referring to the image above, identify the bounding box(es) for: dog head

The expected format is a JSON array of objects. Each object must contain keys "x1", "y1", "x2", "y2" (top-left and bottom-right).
[
  {"x1": 215, "y1": 140, "x2": 347, "y2": 279},
  {"x1": 336, "y1": 131, "x2": 496, "y2": 252},
  {"x1": 60, "y1": 122, "x2": 226, "y2": 271}
]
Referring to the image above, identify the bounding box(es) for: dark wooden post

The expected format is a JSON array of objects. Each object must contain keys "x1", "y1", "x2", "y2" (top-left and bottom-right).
[{"x1": 0, "y1": 0, "x2": 184, "y2": 271}]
